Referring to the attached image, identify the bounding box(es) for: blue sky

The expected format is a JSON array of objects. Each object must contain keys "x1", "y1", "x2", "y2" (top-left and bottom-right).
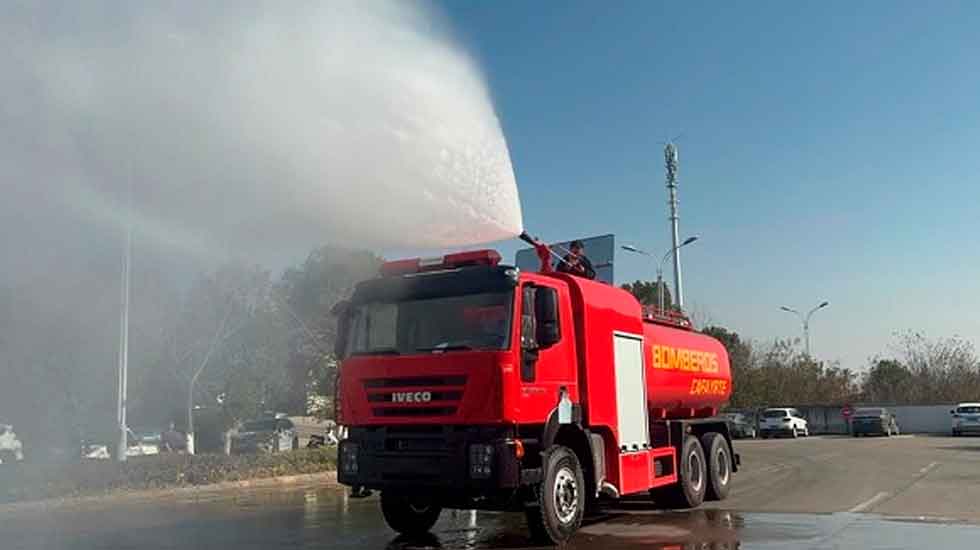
[{"x1": 436, "y1": 1, "x2": 980, "y2": 369}]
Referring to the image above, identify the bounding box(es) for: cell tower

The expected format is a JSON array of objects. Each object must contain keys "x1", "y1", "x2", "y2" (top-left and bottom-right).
[{"x1": 664, "y1": 142, "x2": 684, "y2": 309}]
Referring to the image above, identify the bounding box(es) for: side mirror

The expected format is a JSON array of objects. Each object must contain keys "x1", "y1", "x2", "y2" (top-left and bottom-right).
[
  {"x1": 535, "y1": 287, "x2": 560, "y2": 348},
  {"x1": 950, "y1": 410, "x2": 956, "y2": 415},
  {"x1": 332, "y1": 300, "x2": 351, "y2": 359}
]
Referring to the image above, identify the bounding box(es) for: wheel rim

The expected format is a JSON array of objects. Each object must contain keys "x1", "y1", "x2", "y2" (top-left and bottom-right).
[
  {"x1": 688, "y1": 450, "x2": 704, "y2": 493},
  {"x1": 553, "y1": 466, "x2": 579, "y2": 524},
  {"x1": 716, "y1": 448, "x2": 730, "y2": 485}
]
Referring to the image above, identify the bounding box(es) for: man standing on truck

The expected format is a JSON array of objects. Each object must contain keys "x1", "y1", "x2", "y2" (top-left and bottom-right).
[{"x1": 556, "y1": 240, "x2": 596, "y2": 280}]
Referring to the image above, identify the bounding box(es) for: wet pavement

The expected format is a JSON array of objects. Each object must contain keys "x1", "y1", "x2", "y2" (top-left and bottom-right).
[{"x1": 3, "y1": 484, "x2": 980, "y2": 550}]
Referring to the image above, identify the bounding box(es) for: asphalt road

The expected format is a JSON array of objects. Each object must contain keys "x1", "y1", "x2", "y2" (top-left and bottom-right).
[
  {"x1": 4, "y1": 435, "x2": 980, "y2": 550},
  {"x1": 703, "y1": 434, "x2": 980, "y2": 520}
]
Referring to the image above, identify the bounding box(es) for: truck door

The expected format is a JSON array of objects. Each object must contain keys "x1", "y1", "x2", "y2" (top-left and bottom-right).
[{"x1": 518, "y1": 281, "x2": 577, "y2": 423}]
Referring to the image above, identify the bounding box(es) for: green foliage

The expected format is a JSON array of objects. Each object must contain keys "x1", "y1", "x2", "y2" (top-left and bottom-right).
[
  {"x1": 621, "y1": 279, "x2": 672, "y2": 308},
  {"x1": 0, "y1": 448, "x2": 337, "y2": 504}
]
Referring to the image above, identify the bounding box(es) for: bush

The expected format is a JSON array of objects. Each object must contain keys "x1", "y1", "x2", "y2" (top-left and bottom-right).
[{"x1": 0, "y1": 448, "x2": 336, "y2": 504}]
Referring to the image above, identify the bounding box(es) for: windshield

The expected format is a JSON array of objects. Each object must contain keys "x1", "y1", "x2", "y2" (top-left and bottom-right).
[
  {"x1": 957, "y1": 406, "x2": 980, "y2": 414},
  {"x1": 855, "y1": 408, "x2": 884, "y2": 417},
  {"x1": 348, "y1": 291, "x2": 513, "y2": 356},
  {"x1": 763, "y1": 410, "x2": 789, "y2": 418}
]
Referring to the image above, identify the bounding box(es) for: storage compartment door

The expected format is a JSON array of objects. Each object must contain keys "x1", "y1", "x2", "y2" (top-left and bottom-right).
[{"x1": 613, "y1": 332, "x2": 650, "y2": 451}]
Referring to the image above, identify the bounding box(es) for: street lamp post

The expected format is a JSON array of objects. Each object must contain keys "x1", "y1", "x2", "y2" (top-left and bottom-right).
[
  {"x1": 116, "y1": 181, "x2": 133, "y2": 462},
  {"x1": 780, "y1": 301, "x2": 829, "y2": 357},
  {"x1": 622, "y1": 236, "x2": 699, "y2": 311}
]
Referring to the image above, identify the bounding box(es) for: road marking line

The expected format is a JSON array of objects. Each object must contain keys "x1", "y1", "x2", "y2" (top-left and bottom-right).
[
  {"x1": 919, "y1": 461, "x2": 939, "y2": 474},
  {"x1": 849, "y1": 491, "x2": 891, "y2": 513}
]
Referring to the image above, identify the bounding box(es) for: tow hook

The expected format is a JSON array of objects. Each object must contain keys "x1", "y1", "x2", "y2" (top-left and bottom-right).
[{"x1": 350, "y1": 486, "x2": 373, "y2": 499}]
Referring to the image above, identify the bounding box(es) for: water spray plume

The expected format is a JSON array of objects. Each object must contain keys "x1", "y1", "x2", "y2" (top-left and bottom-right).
[{"x1": 1, "y1": 0, "x2": 523, "y2": 262}]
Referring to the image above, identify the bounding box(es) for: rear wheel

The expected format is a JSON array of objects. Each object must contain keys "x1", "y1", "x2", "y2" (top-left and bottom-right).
[
  {"x1": 700, "y1": 433, "x2": 732, "y2": 501},
  {"x1": 380, "y1": 492, "x2": 442, "y2": 537},
  {"x1": 525, "y1": 445, "x2": 585, "y2": 544},
  {"x1": 650, "y1": 435, "x2": 707, "y2": 509}
]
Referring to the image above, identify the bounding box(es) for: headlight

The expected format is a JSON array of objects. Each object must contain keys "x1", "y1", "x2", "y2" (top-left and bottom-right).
[
  {"x1": 340, "y1": 442, "x2": 359, "y2": 475},
  {"x1": 469, "y1": 444, "x2": 494, "y2": 479}
]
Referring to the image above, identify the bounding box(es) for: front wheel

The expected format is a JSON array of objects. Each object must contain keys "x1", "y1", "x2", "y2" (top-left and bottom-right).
[
  {"x1": 380, "y1": 492, "x2": 442, "y2": 537},
  {"x1": 526, "y1": 445, "x2": 585, "y2": 544}
]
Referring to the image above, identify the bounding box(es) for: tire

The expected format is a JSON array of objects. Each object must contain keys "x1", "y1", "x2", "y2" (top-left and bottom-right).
[
  {"x1": 525, "y1": 446, "x2": 585, "y2": 544},
  {"x1": 380, "y1": 492, "x2": 442, "y2": 537},
  {"x1": 700, "y1": 433, "x2": 732, "y2": 501},
  {"x1": 650, "y1": 435, "x2": 707, "y2": 509},
  {"x1": 791, "y1": 427, "x2": 799, "y2": 439}
]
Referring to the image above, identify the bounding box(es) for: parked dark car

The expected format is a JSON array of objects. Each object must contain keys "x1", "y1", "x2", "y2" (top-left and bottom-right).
[
  {"x1": 851, "y1": 407, "x2": 900, "y2": 437},
  {"x1": 229, "y1": 415, "x2": 298, "y2": 454},
  {"x1": 722, "y1": 412, "x2": 757, "y2": 439}
]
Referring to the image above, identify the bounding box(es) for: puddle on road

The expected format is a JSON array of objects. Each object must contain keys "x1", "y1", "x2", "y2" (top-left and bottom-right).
[{"x1": 3, "y1": 485, "x2": 980, "y2": 550}]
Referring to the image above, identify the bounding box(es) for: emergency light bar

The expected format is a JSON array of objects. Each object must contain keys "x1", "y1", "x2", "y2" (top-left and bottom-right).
[{"x1": 380, "y1": 250, "x2": 502, "y2": 276}]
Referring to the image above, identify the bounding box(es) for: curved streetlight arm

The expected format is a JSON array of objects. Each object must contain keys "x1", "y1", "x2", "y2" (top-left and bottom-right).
[{"x1": 805, "y1": 301, "x2": 830, "y2": 324}]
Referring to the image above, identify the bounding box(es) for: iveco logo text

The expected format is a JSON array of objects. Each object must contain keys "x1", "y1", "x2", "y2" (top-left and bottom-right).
[{"x1": 391, "y1": 391, "x2": 432, "y2": 403}]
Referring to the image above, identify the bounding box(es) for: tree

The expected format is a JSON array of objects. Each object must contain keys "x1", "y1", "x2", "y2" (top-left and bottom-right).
[
  {"x1": 703, "y1": 326, "x2": 756, "y2": 407},
  {"x1": 868, "y1": 331, "x2": 980, "y2": 404},
  {"x1": 621, "y1": 280, "x2": 672, "y2": 309},
  {"x1": 276, "y1": 246, "x2": 381, "y2": 418},
  {"x1": 862, "y1": 359, "x2": 914, "y2": 403}
]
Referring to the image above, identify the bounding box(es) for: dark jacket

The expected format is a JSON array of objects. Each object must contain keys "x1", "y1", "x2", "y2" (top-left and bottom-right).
[{"x1": 556, "y1": 253, "x2": 596, "y2": 279}]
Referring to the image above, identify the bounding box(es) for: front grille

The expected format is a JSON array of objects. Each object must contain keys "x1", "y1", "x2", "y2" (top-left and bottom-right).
[
  {"x1": 373, "y1": 406, "x2": 457, "y2": 417},
  {"x1": 367, "y1": 390, "x2": 462, "y2": 403},
  {"x1": 363, "y1": 375, "x2": 466, "y2": 418}
]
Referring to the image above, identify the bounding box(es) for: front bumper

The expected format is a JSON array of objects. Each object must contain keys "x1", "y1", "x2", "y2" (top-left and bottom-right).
[
  {"x1": 338, "y1": 425, "x2": 521, "y2": 492},
  {"x1": 953, "y1": 423, "x2": 980, "y2": 434},
  {"x1": 760, "y1": 426, "x2": 797, "y2": 436}
]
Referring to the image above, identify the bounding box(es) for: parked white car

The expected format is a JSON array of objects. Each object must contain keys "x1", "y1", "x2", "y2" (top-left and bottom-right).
[
  {"x1": 951, "y1": 402, "x2": 980, "y2": 436},
  {"x1": 759, "y1": 408, "x2": 809, "y2": 438},
  {"x1": 0, "y1": 424, "x2": 24, "y2": 464}
]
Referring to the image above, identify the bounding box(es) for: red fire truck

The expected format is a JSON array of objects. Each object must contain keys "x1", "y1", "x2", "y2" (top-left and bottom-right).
[{"x1": 334, "y1": 239, "x2": 736, "y2": 543}]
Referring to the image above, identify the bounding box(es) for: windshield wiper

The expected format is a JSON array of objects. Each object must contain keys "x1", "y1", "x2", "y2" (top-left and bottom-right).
[{"x1": 416, "y1": 343, "x2": 474, "y2": 353}]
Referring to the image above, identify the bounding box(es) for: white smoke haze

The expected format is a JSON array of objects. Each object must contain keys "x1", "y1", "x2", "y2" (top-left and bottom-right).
[{"x1": 1, "y1": 0, "x2": 522, "y2": 268}]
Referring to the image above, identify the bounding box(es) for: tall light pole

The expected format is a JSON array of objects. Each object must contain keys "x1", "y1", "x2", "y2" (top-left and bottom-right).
[
  {"x1": 622, "y1": 236, "x2": 698, "y2": 311},
  {"x1": 780, "y1": 301, "x2": 829, "y2": 357},
  {"x1": 116, "y1": 182, "x2": 133, "y2": 462}
]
